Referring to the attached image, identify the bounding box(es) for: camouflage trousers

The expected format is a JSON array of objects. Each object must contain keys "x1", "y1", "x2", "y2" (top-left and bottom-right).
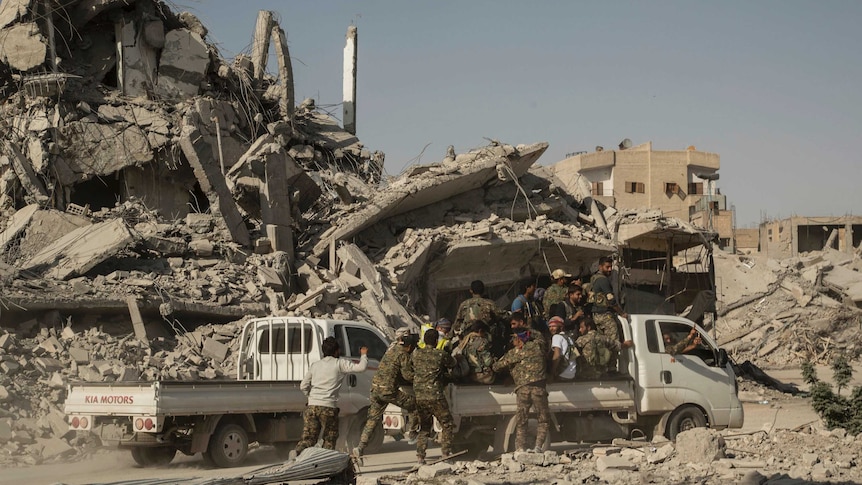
[
  {"x1": 592, "y1": 312, "x2": 619, "y2": 341},
  {"x1": 416, "y1": 398, "x2": 455, "y2": 459},
  {"x1": 515, "y1": 385, "x2": 550, "y2": 451},
  {"x1": 295, "y1": 405, "x2": 339, "y2": 454},
  {"x1": 358, "y1": 390, "x2": 416, "y2": 452},
  {"x1": 593, "y1": 312, "x2": 619, "y2": 370}
]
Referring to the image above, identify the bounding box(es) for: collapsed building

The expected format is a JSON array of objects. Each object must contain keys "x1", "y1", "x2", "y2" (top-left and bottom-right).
[{"x1": 0, "y1": 0, "x2": 792, "y2": 468}]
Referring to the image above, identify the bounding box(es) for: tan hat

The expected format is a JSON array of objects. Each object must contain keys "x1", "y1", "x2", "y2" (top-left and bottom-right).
[{"x1": 551, "y1": 268, "x2": 572, "y2": 280}]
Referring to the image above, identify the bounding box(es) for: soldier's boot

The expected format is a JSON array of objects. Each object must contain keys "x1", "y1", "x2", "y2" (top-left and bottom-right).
[{"x1": 416, "y1": 454, "x2": 426, "y2": 465}]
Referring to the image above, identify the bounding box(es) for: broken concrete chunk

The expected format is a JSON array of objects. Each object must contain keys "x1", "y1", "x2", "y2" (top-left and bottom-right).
[
  {"x1": 24, "y1": 219, "x2": 135, "y2": 280},
  {"x1": 0, "y1": 22, "x2": 46, "y2": 71},
  {"x1": 155, "y1": 29, "x2": 209, "y2": 99},
  {"x1": 676, "y1": 427, "x2": 726, "y2": 463},
  {"x1": 186, "y1": 213, "x2": 214, "y2": 233},
  {"x1": 257, "y1": 266, "x2": 284, "y2": 290},
  {"x1": 202, "y1": 337, "x2": 228, "y2": 363},
  {"x1": 189, "y1": 239, "x2": 214, "y2": 257}
]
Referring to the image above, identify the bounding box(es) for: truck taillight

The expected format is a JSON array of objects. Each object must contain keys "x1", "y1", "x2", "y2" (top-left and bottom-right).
[
  {"x1": 134, "y1": 417, "x2": 158, "y2": 432},
  {"x1": 384, "y1": 416, "x2": 392, "y2": 426},
  {"x1": 69, "y1": 416, "x2": 92, "y2": 430}
]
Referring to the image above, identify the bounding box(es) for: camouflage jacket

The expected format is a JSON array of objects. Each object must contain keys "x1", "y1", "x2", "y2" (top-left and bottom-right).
[
  {"x1": 412, "y1": 346, "x2": 456, "y2": 401},
  {"x1": 575, "y1": 330, "x2": 620, "y2": 376},
  {"x1": 492, "y1": 339, "x2": 547, "y2": 388},
  {"x1": 460, "y1": 332, "x2": 494, "y2": 374},
  {"x1": 454, "y1": 296, "x2": 503, "y2": 337},
  {"x1": 589, "y1": 273, "x2": 615, "y2": 313},
  {"x1": 371, "y1": 344, "x2": 413, "y2": 395},
  {"x1": 542, "y1": 284, "x2": 567, "y2": 317}
]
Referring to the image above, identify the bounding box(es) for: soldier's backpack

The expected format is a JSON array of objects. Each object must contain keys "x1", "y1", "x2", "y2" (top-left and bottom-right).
[{"x1": 586, "y1": 335, "x2": 612, "y2": 368}]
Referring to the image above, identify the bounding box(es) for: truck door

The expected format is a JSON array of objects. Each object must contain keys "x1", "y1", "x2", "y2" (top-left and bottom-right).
[
  {"x1": 656, "y1": 320, "x2": 735, "y2": 423},
  {"x1": 333, "y1": 324, "x2": 387, "y2": 414}
]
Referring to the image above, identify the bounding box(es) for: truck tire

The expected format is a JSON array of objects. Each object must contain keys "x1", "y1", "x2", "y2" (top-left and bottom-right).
[
  {"x1": 667, "y1": 405, "x2": 707, "y2": 441},
  {"x1": 130, "y1": 446, "x2": 177, "y2": 467},
  {"x1": 205, "y1": 423, "x2": 249, "y2": 468}
]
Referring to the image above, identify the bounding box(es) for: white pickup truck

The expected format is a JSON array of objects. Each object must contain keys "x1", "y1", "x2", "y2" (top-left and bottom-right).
[
  {"x1": 385, "y1": 314, "x2": 743, "y2": 455},
  {"x1": 64, "y1": 316, "x2": 390, "y2": 467}
]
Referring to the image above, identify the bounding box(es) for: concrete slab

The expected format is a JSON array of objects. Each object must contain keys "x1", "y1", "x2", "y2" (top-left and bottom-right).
[
  {"x1": 313, "y1": 142, "x2": 549, "y2": 256},
  {"x1": 24, "y1": 219, "x2": 134, "y2": 280},
  {"x1": 154, "y1": 28, "x2": 209, "y2": 99},
  {"x1": 179, "y1": 120, "x2": 250, "y2": 246},
  {"x1": 0, "y1": 203, "x2": 39, "y2": 253}
]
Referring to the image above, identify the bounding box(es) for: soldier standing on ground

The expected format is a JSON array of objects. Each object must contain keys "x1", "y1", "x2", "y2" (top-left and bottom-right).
[
  {"x1": 295, "y1": 337, "x2": 367, "y2": 455},
  {"x1": 352, "y1": 334, "x2": 418, "y2": 462},
  {"x1": 412, "y1": 329, "x2": 457, "y2": 464},
  {"x1": 492, "y1": 327, "x2": 550, "y2": 452}
]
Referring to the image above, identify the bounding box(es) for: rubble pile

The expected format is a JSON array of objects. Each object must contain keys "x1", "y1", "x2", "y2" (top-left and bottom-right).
[
  {"x1": 714, "y1": 248, "x2": 862, "y2": 367},
  {"x1": 0, "y1": 317, "x2": 253, "y2": 465},
  {"x1": 374, "y1": 426, "x2": 862, "y2": 485}
]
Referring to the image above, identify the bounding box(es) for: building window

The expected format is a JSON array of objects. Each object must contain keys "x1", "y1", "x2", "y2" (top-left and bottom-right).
[
  {"x1": 625, "y1": 181, "x2": 645, "y2": 194},
  {"x1": 689, "y1": 182, "x2": 704, "y2": 195},
  {"x1": 710, "y1": 201, "x2": 719, "y2": 213},
  {"x1": 665, "y1": 182, "x2": 679, "y2": 195},
  {"x1": 591, "y1": 181, "x2": 603, "y2": 196}
]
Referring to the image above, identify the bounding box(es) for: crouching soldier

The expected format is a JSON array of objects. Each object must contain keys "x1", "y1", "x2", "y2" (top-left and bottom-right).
[
  {"x1": 295, "y1": 337, "x2": 368, "y2": 455},
  {"x1": 457, "y1": 320, "x2": 496, "y2": 384},
  {"x1": 575, "y1": 317, "x2": 633, "y2": 380}
]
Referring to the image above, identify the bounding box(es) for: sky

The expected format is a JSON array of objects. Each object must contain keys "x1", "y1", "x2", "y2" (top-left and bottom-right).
[{"x1": 183, "y1": 1, "x2": 862, "y2": 228}]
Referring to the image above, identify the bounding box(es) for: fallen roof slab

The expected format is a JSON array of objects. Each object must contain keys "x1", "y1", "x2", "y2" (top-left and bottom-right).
[
  {"x1": 0, "y1": 203, "x2": 39, "y2": 253},
  {"x1": 23, "y1": 219, "x2": 134, "y2": 280},
  {"x1": 313, "y1": 142, "x2": 548, "y2": 256}
]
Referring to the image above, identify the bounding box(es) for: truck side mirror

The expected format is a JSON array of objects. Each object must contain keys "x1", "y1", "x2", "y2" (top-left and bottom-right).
[{"x1": 718, "y1": 349, "x2": 728, "y2": 368}]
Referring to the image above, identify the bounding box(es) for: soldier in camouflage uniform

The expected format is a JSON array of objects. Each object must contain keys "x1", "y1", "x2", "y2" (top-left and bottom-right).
[
  {"x1": 543, "y1": 268, "x2": 571, "y2": 318},
  {"x1": 457, "y1": 320, "x2": 496, "y2": 384},
  {"x1": 492, "y1": 327, "x2": 550, "y2": 452},
  {"x1": 664, "y1": 327, "x2": 701, "y2": 356},
  {"x1": 453, "y1": 280, "x2": 507, "y2": 357},
  {"x1": 353, "y1": 334, "x2": 418, "y2": 460},
  {"x1": 296, "y1": 337, "x2": 368, "y2": 455},
  {"x1": 412, "y1": 329, "x2": 457, "y2": 463},
  {"x1": 510, "y1": 311, "x2": 547, "y2": 356},
  {"x1": 589, "y1": 256, "x2": 628, "y2": 343},
  {"x1": 575, "y1": 317, "x2": 633, "y2": 380}
]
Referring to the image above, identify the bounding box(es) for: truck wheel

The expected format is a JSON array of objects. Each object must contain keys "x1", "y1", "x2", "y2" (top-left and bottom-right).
[
  {"x1": 130, "y1": 447, "x2": 177, "y2": 467},
  {"x1": 667, "y1": 405, "x2": 707, "y2": 441},
  {"x1": 205, "y1": 423, "x2": 249, "y2": 467}
]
